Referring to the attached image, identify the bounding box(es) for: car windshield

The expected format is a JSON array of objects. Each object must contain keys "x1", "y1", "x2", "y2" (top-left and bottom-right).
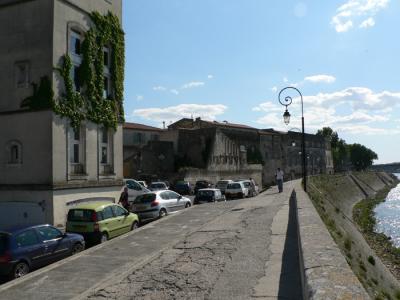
[
  {"x1": 0, "y1": 233, "x2": 8, "y2": 255},
  {"x1": 134, "y1": 193, "x2": 156, "y2": 204},
  {"x1": 67, "y1": 209, "x2": 95, "y2": 222},
  {"x1": 176, "y1": 182, "x2": 188, "y2": 187},
  {"x1": 227, "y1": 183, "x2": 241, "y2": 189},
  {"x1": 198, "y1": 190, "x2": 214, "y2": 197},
  {"x1": 151, "y1": 183, "x2": 165, "y2": 189},
  {"x1": 217, "y1": 181, "x2": 229, "y2": 186}
]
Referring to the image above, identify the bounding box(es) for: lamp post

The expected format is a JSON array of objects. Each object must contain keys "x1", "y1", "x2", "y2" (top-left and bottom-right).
[{"x1": 278, "y1": 87, "x2": 307, "y2": 192}]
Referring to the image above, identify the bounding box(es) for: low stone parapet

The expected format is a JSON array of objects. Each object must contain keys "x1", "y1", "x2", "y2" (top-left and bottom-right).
[{"x1": 293, "y1": 182, "x2": 369, "y2": 299}]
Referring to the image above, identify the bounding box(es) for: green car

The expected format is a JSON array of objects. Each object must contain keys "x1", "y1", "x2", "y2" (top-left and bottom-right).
[{"x1": 66, "y1": 202, "x2": 139, "y2": 244}]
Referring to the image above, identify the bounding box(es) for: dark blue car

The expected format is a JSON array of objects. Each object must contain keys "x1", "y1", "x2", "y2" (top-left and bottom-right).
[{"x1": 0, "y1": 224, "x2": 85, "y2": 279}]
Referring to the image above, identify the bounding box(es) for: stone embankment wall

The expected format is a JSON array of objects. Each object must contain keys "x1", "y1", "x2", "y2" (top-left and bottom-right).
[{"x1": 297, "y1": 172, "x2": 399, "y2": 299}]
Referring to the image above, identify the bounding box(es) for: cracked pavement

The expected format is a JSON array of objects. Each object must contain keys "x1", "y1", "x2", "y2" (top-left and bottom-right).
[{"x1": 0, "y1": 184, "x2": 300, "y2": 300}]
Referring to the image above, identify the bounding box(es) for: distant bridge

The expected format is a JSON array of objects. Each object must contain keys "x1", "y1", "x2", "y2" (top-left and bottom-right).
[{"x1": 370, "y1": 162, "x2": 400, "y2": 174}]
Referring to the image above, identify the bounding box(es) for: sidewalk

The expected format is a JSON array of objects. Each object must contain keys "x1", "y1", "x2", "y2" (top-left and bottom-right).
[{"x1": 0, "y1": 184, "x2": 298, "y2": 300}]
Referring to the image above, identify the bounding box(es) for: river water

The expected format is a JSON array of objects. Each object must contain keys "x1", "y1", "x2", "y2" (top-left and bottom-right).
[{"x1": 374, "y1": 173, "x2": 400, "y2": 247}]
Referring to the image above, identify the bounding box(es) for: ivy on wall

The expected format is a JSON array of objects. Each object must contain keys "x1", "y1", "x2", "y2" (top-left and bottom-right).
[{"x1": 22, "y1": 12, "x2": 125, "y2": 129}]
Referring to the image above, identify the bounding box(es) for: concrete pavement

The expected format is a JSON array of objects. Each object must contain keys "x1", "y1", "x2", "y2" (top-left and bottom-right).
[{"x1": 0, "y1": 183, "x2": 299, "y2": 300}]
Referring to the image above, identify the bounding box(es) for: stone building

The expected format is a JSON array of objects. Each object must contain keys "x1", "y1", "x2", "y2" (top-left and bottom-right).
[
  {"x1": 167, "y1": 118, "x2": 263, "y2": 186},
  {"x1": 0, "y1": 0, "x2": 124, "y2": 229},
  {"x1": 123, "y1": 122, "x2": 174, "y2": 181}
]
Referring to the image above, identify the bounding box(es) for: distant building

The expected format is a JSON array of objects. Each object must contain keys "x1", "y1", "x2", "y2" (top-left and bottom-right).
[
  {"x1": 0, "y1": 0, "x2": 124, "y2": 229},
  {"x1": 169, "y1": 118, "x2": 332, "y2": 186},
  {"x1": 123, "y1": 122, "x2": 174, "y2": 181}
]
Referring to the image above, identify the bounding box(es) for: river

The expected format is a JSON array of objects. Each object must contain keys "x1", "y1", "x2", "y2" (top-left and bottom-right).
[{"x1": 374, "y1": 173, "x2": 400, "y2": 247}]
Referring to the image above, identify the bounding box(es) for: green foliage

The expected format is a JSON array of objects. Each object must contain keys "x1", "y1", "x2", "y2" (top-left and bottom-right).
[
  {"x1": 55, "y1": 11, "x2": 124, "y2": 129},
  {"x1": 348, "y1": 143, "x2": 378, "y2": 171},
  {"x1": 21, "y1": 76, "x2": 54, "y2": 110},
  {"x1": 316, "y1": 126, "x2": 378, "y2": 171},
  {"x1": 53, "y1": 55, "x2": 85, "y2": 129},
  {"x1": 368, "y1": 255, "x2": 376, "y2": 265}
]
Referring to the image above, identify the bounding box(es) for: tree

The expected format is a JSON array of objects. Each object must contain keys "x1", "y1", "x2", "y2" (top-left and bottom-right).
[
  {"x1": 316, "y1": 127, "x2": 339, "y2": 148},
  {"x1": 348, "y1": 143, "x2": 378, "y2": 171}
]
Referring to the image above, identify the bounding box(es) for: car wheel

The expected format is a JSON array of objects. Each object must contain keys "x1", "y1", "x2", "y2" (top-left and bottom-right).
[
  {"x1": 13, "y1": 261, "x2": 29, "y2": 278},
  {"x1": 185, "y1": 202, "x2": 191, "y2": 208},
  {"x1": 100, "y1": 233, "x2": 108, "y2": 243},
  {"x1": 131, "y1": 221, "x2": 139, "y2": 231},
  {"x1": 159, "y1": 209, "x2": 167, "y2": 218},
  {"x1": 71, "y1": 243, "x2": 84, "y2": 255}
]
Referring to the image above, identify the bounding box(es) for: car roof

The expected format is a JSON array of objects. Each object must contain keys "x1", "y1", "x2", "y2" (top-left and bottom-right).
[
  {"x1": 198, "y1": 188, "x2": 219, "y2": 192},
  {"x1": 0, "y1": 224, "x2": 54, "y2": 235},
  {"x1": 68, "y1": 201, "x2": 115, "y2": 211}
]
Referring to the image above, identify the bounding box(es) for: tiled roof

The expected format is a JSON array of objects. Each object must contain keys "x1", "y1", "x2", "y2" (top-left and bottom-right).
[{"x1": 123, "y1": 122, "x2": 163, "y2": 132}]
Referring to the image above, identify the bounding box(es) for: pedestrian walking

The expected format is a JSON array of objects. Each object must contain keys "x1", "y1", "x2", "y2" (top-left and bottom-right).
[
  {"x1": 119, "y1": 187, "x2": 130, "y2": 211},
  {"x1": 275, "y1": 168, "x2": 284, "y2": 193}
]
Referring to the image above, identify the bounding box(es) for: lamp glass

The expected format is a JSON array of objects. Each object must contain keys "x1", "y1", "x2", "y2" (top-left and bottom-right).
[{"x1": 283, "y1": 110, "x2": 291, "y2": 125}]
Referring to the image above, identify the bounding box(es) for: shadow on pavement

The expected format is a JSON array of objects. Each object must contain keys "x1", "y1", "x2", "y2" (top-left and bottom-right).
[{"x1": 278, "y1": 191, "x2": 303, "y2": 300}]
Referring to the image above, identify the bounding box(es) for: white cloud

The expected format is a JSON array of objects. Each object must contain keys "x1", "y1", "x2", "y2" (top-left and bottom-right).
[
  {"x1": 133, "y1": 103, "x2": 227, "y2": 124},
  {"x1": 136, "y1": 95, "x2": 144, "y2": 101},
  {"x1": 271, "y1": 86, "x2": 278, "y2": 93},
  {"x1": 170, "y1": 89, "x2": 179, "y2": 95},
  {"x1": 181, "y1": 81, "x2": 205, "y2": 89},
  {"x1": 153, "y1": 86, "x2": 167, "y2": 91},
  {"x1": 359, "y1": 17, "x2": 376, "y2": 28},
  {"x1": 283, "y1": 77, "x2": 289, "y2": 83},
  {"x1": 207, "y1": 75, "x2": 214, "y2": 79},
  {"x1": 331, "y1": 0, "x2": 389, "y2": 33},
  {"x1": 304, "y1": 75, "x2": 336, "y2": 84},
  {"x1": 253, "y1": 86, "x2": 400, "y2": 136}
]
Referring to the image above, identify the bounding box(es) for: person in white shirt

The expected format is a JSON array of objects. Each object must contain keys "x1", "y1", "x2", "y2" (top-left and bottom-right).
[{"x1": 275, "y1": 168, "x2": 284, "y2": 193}]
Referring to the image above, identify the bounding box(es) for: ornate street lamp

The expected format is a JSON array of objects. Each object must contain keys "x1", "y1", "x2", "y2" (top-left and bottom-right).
[{"x1": 278, "y1": 87, "x2": 307, "y2": 192}]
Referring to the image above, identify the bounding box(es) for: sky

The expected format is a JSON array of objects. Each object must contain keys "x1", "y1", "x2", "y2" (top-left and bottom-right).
[{"x1": 122, "y1": 0, "x2": 400, "y2": 164}]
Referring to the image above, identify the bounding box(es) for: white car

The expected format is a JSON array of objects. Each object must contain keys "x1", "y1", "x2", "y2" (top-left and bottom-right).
[
  {"x1": 225, "y1": 182, "x2": 249, "y2": 199},
  {"x1": 123, "y1": 179, "x2": 150, "y2": 202},
  {"x1": 215, "y1": 180, "x2": 233, "y2": 194}
]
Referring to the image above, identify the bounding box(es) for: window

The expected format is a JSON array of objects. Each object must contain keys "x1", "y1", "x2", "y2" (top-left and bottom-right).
[
  {"x1": 70, "y1": 127, "x2": 82, "y2": 164},
  {"x1": 112, "y1": 205, "x2": 126, "y2": 217},
  {"x1": 101, "y1": 128, "x2": 108, "y2": 163},
  {"x1": 103, "y1": 47, "x2": 111, "y2": 99},
  {"x1": 68, "y1": 29, "x2": 83, "y2": 92},
  {"x1": 69, "y1": 30, "x2": 82, "y2": 56},
  {"x1": 99, "y1": 127, "x2": 114, "y2": 172},
  {"x1": 133, "y1": 132, "x2": 144, "y2": 144},
  {"x1": 102, "y1": 206, "x2": 114, "y2": 219},
  {"x1": 126, "y1": 180, "x2": 142, "y2": 191},
  {"x1": 6, "y1": 140, "x2": 22, "y2": 165},
  {"x1": 160, "y1": 192, "x2": 169, "y2": 200},
  {"x1": 151, "y1": 134, "x2": 159, "y2": 141},
  {"x1": 36, "y1": 226, "x2": 62, "y2": 241},
  {"x1": 15, "y1": 230, "x2": 39, "y2": 248},
  {"x1": 15, "y1": 61, "x2": 29, "y2": 88}
]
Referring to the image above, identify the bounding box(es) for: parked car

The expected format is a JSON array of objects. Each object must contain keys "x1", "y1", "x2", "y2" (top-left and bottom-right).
[
  {"x1": 137, "y1": 180, "x2": 148, "y2": 188},
  {"x1": 239, "y1": 180, "x2": 259, "y2": 197},
  {"x1": 131, "y1": 191, "x2": 191, "y2": 222},
  {"x1": 0, "y1": 224, "x2": 84, "y2": 279},
  {"x1": 194, "y1": 180, "x2": 212, "y2": 194},
  {"x1": 215, "y1": 180, "x2": 233, "y2": 194},
  {"x1": 66, "y1": 202, "x2": 139, "y2": 244},
  {"x1": 172, "y1": 181, "x2": 193, "y2": 195},
  {"x1": 194, "y1": 188, "x2": 225, "y2": 204},
  {"x1": 149, "y1": 182, "x2": 169, "y2": 191},
  {"x1": 124, "y1": 179, "x2": 150, "y2": 202},
  {"x1": 225, "y1": 182, "x2": 249, "y2": 199}
]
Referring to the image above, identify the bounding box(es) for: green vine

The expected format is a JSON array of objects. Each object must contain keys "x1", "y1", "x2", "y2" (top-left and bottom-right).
[{"x1": 24, "y1": 11, "x2": 125, "y2": 129}]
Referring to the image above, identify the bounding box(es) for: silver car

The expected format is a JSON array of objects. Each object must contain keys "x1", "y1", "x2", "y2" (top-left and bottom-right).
[
  {"x1": 215, "y1": 180, "x2": 233, "y2": 194},
  {"x1": 130, "y1": 190, "x2": 192, "y2": 222}
]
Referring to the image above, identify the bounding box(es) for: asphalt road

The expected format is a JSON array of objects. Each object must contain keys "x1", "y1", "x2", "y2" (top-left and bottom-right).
[{"x1": 0, "y1": 184, "x2": 302, "y2": 300}]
